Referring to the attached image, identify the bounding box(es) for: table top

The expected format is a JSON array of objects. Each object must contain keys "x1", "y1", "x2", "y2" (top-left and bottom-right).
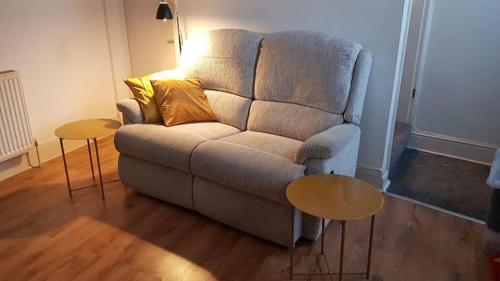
[
  {"x1": 55, "y1": 119, "x2": 122, "y2": 140},
  {"x1": 286, "y1": 174, "x2": 383, "y2": 221}
]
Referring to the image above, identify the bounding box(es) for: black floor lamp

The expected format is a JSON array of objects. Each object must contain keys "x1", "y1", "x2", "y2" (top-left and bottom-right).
[{"x1": 156, "y1": 0, "x2": 183, "y2": 54}]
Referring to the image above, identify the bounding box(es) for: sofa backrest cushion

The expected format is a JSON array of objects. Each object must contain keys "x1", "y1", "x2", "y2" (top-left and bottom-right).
[
  {"x1": 205, "y1": 90, "x2": 252, "y2": 130},
  {"x1": 247, "y1": 101, "x2": 344, "y2": 141},
  {"x1": 254, "y1": 31, "x2": 362, "y2": 113},
  {"x1": 248, "y1": 31, "x2": 362, "y2": 140},
  {"x1": 182, "y1": 29, "x2": 263, "y2": 99}
]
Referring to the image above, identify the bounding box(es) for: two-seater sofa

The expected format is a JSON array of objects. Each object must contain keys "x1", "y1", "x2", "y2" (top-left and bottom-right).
[{"x1": 114, "y1": 29, "x2": 372, "y2": 246}]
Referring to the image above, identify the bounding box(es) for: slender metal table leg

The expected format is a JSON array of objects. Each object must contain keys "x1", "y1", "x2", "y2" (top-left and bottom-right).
[
  {"x1": 93, "y1": 138, "x2": 105, "y2": 201},
  {"x1": 289, "y1": 206, "x2": 295, "y2": 280},
  {"x1": 59, "y1": 138, "x2": 72, "y2": 198},
  {"x1": 339, "y1": 221, "x2": 346, "y2": 281},
  {"x1": 322, "y1": 217, "x2": 335, "y2": 281},
  {"x1": 87, "y1": 139, "x2": 95, "y2": 182},
  {"x1": 321, "y1": 218, "x2": 325, "y2": 255},
  {"x1": 366, "y1": 215, "x2": 375, "y2": 279}
]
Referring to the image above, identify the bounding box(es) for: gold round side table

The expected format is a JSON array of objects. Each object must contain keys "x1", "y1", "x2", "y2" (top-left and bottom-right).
[
  {"x1": 286, "y1": 174, "x2": 384, "y2": 281},
  {"x1": 55, "y1": 119, "x2": 121, "y2": 201}
]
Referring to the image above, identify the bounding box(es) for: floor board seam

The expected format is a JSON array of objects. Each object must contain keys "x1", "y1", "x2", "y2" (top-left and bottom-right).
[{"x1": 385, "y1": 192, "x2": 485, "y2": 224}]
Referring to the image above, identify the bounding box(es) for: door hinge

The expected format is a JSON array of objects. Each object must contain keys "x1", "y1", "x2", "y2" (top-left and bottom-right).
[{"x1": 412, "y1": 88, "x2": 416, "y2": 98}]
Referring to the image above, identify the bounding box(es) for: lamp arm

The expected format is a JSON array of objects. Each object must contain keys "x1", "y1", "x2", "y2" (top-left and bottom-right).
[{"x1": 176, "y1": 15, "x2": 183, "y2": 54}]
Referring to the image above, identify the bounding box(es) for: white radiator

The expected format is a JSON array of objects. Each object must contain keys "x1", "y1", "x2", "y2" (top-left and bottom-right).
[{"x1": 0, "y1": 70, "x2": 39, "y2": 165}]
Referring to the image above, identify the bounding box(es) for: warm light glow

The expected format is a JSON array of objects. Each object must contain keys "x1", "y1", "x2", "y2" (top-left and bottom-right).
[
  {"x1": 155, "y1": 253, "x2": 218, "y2": 280},
  {"x1": 180, "y1": 32, "x2": 211, "y2": 70},
  {"x1": 82, "y1": 217, "x2": 218, "y2": 280},
  {"x1": 151, "y1": 68, "x2": 186, "y2": 80}
]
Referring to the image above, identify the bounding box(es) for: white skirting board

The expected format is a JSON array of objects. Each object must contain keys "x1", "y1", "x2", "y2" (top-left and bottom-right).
[
  {"x1": 408, "y1": 131, "x2": 497, "y2": 166},
  {"x1": 0, "y1": 113, "x2": 119, "y2": 182},
  {"x1": 0, "y1": 138, "x2": 88, "y2": 181},
  {"x1": 356, "y1": 165, "x2": 390, "y2": 191}
]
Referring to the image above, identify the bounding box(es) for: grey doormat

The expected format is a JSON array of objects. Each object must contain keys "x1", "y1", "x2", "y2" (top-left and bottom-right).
[{"x1": 388, "y1": 149, "x2": 491, "y2": 220}]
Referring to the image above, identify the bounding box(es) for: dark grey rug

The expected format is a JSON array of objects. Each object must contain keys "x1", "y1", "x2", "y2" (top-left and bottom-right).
[{"x1": 388, "y1": 149, "x2": 491, "y2": 220}]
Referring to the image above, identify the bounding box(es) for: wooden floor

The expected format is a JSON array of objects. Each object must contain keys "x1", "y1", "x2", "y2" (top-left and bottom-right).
[{"x1": 0, "y1": 137, "x2": 492, "y2": 281}]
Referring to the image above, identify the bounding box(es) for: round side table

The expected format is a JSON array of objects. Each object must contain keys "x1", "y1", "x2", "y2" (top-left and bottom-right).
[
  {"x1": 286, "y1": 174, "x2": 384, "y2": 281},
  {"x1": 55, "y1": 119, "x2": 121, "y2": 201}
]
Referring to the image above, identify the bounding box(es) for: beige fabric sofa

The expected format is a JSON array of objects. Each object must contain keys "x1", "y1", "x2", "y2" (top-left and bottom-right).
[{"x1": 114, "y1": 29, "x2": 372, "y2": 246}]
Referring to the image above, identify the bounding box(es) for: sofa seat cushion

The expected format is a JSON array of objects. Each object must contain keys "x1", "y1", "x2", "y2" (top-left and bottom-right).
[
  {"x1": 114, "y1": 122, "x2": 240, "y2": 172},
  {"x1": 191, "y1": 140, "x2": 305, "y2": 205},
  {"x1": 218, "y1": 131, "x2": 303, "y2": 162},
  {"x1": 165, "y1": 122, "x2": 239, "y2": 140}
]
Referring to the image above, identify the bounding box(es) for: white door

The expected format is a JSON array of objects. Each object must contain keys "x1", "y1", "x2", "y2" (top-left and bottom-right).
[{"x1": 410, "y1": 0, "x2": 500, "y2": 157}]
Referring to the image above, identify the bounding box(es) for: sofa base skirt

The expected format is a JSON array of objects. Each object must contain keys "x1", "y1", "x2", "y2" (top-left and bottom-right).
[
  {"x1": 119, "y1": 154, "x2": 194, "y2": 209},
  {"x1": 193, "y1": 177, "x2": 302, "y2": 247},
  {"x1": 119, "y1": 154, "x2": 304, "y2": 246}
]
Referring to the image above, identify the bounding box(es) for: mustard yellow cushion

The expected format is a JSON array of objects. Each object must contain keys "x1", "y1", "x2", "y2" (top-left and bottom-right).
[
  {"x1": 124, "y1": 70, "x2": 186, "y2": 124},
  {"x1": 124, "y1": 75, "x2": 162, "y2": 124},
  {"x1": 151, "y1": 79, "x2": 216, "y2": 127}
]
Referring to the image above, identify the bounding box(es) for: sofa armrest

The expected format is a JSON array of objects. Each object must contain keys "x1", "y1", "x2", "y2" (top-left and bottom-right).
[
  {"x1": 295, "y1": 123, "x2": 361, "y2": 164},
  {"x1": 117, "y1": 98, "x2": 144, "y2": 125}
]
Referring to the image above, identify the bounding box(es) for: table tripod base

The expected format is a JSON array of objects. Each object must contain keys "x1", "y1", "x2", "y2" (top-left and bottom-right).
[
  {"x1": 289, "y1": 213, "x2": 376, "y2": 281},
  {"x1": 59, "y1": 138, "x2": 119, "y2": 201}
]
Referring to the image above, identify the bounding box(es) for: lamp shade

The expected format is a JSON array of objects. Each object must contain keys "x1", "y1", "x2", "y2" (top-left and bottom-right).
[{"x1": 156, "y1": 2, "x2": 173, "y2": 20}]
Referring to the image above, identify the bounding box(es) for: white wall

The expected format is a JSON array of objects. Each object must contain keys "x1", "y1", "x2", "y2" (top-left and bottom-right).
[
  {"x1": 409, "y1": 0, "x2": 500, "y2": 164},
  {"x1": 0, "y1": 0, "x2": 131, "y2": 179},
  {"x1": 178, "y1": 0, "x2": 411, "y2": 187},
  {"x1": 124, "y1": 0, "x2": 176, "y2": 76},
  {"x1": 104, "y1": 0, "x2": 133, "y2": 101}
]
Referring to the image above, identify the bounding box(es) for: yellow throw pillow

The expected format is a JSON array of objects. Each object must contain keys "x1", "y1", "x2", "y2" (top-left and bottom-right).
[
  {"x1": 151, "y1": 79, "x2": 216, "y2": 127},
  {"x1": 124, "y1": 69, "x2": 186, "y2": 124},
  {"x1": 124, "y1": 75, "x2": 162, "y2": 124}
]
